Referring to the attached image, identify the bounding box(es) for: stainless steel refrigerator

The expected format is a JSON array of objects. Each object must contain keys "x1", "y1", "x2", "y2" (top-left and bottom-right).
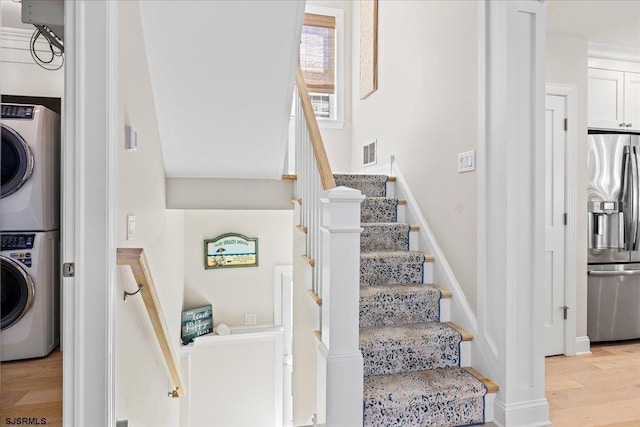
[{"x1": 587, "y1": 133, "x2": 640, "y2": 341}]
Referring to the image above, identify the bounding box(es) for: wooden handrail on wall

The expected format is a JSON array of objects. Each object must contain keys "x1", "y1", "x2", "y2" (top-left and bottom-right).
[
  {"x1": 295, "y1": 63, "x2": 337, "y2": 191},
  {"x1": 117, "y1": 248, "x2": 186, "y2": 398}
]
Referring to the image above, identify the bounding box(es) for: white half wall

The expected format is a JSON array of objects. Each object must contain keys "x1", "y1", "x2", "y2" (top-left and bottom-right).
[
  {"x1": 182, "y1": 210, "x2": 293, "y2": 327},
  {"x1": 545, "y1": 33, "x2": 589, "y2": 339},
  {"x1": 351, "y1": 0, "x2": 480, "y2": 311},
  {"x1": 115, "y1": 2, "x2": 184, "y2": 425}
]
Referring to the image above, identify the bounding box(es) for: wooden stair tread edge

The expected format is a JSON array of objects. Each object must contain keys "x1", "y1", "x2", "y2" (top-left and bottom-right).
[
  {"x1": 445, "y1": 322, "x2": 473, "y2": 341},
  {"x1": 307, "y1": 289, "x2": 322, "y2": 306},
  {"x1": 314, "y1": 330, "x2": 322, "y2": 341},
  {"x1": 397, "y1": 199, "x2": 407, "y2": 205},
  {"x1": 282, "y1": 174, "x2": 297, "y2": 181},
  {"x1": 424, "y1": 253, "x2": 435, "y2": 262},
  {"x1": 409, "y1": 225, "x2": 420, "y2": 231},
  {"x1": 465, "y1": 367, "x2": 499, "y2": 393},
  {"x1": 291, "y1": 198, "x2": 302, "y2": 206},
  {"x1": 296, "y1": 225, "x2": 308, "y2": 234},
  {"x1": 301, "y1": 255, "x2": 315, "y2": 267},
  {"x1": 429, "y1": 284, "x2": 452, "y2": 299},
  {"x1": 387, "y1": 176, "x2": 397, "y2": 182}
]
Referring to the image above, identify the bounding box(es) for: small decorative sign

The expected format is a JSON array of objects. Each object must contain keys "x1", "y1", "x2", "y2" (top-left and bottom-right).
[
  {"x1": 204, "y1": 233, "x2": 258, "y2": 269},
  {"x1": 181, "y1": 304, "x2": 213, "y2": 344}
]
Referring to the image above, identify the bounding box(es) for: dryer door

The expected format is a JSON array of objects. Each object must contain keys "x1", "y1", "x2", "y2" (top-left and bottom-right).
[
  {"x1": 1, "y1": 124, "x2": 34, "y2": 198},
  {"x1": 1, "y1": 256, "x2": 35, "y2": 330}
]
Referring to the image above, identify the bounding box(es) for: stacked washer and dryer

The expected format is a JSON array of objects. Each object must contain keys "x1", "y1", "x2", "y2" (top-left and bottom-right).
[{"x1": 1, "y1": 104, "x2": 61, "y2": 361}]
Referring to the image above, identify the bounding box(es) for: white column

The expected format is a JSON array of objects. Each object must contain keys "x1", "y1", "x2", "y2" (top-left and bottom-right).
[
  {"x1": 316, "y1": 186, "x2": 364, "y2": 426},
  {"x1": 480, "y1": 1, "x2": 551, "y2": 425}
]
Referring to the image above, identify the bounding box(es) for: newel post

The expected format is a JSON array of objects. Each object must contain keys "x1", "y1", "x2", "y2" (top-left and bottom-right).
[{"x1": 316, "y1": 186, "x2": 364, "y2": 426}]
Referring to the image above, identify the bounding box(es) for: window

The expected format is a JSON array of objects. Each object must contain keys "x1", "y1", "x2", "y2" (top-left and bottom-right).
[
  {"x1": 292, "y1": 7, "x2": 344, "y2": 128},
  {"x1": 300, "y1": 13, "x2": 335, "y2": 95}
]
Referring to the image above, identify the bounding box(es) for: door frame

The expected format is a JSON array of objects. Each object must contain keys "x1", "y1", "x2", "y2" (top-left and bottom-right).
[
  {"x1": 545, "y1": 83, "x2": 577, "y2": 356},
  {"x1": 63, "y1": 1, "x2": 118, "y2": 425},
  {"x1": 274, "y1": 264, "x2": 294, "y2": 427}
]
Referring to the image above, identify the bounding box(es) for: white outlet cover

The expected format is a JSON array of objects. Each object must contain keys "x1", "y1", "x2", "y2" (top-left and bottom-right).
[{"x1": 245, "y1": 313, "x2": 257, "y2": 325}]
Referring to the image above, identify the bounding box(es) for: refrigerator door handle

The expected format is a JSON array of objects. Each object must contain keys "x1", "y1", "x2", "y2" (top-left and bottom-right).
[
  {"x1": 631, "y1": 147, "x2": 639, "y2": 250},
  {"x1": 588, "y1": 269, "x2": 640, "y2": 276}
]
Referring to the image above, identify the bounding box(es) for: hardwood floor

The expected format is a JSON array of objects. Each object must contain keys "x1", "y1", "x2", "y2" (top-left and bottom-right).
[
  {"x1": 0, "y1": 348, "x2": 62, "y2": 426},
  {"x1": 546, "y1": 340, "x2": 640, "y2": 427},
  {"x1": 0, "y1": 342, "x2": 638, "y2": 427}
]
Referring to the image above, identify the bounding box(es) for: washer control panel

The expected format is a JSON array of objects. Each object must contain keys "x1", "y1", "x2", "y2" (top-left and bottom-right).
[
  {"x1": 1, "y1": 104, "x2": 35, "y2": 119},
  {"x1": 1, "y1": 234, "x2": 35, "y2": 251}
]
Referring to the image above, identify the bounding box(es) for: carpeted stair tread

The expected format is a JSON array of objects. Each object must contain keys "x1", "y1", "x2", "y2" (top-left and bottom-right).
[
  {"x1": 360, "y1": 322, "x2": 463, "y2": 376},
  {"x1": 361, "y1": 197, "x2": 398, "y2": 223},
  {"x1": 334, "y1": 174, "x2": 387, "y2": 197},
  {"x1": 361, "y1": 223, "x2": 410, "y2": 252},
  {"x1": 360, "y1": 251, "x2": 427, "y2": 286},
  {"x1": 359, "y1": 284, "x2": 441, "y2": 327},
  {"x1": 363, "y1": 367, "x2": 488, "y2": 426}
]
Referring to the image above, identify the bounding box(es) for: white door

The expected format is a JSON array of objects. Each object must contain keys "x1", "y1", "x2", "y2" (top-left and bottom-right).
[
  {"x1": 544, "y1": 94, "x2": 566, "y2": 356},
  {"x1": 274, "y1": 265, "x2": 293, "y2": 427},
  {"x1": 588, "y1": 68, "x2": 624, "y2": 130}
]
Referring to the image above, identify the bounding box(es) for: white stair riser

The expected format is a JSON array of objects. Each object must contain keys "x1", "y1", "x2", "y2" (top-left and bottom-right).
[
  {"x1": 386, "y1": 181, "x2": 395, "y2": 198},
  {"x1": 397, "y1": 204, "x2": 406, "y2": 223},
  {"x1": 440, "y1": 298, "x2": 451, "y2": 323},
  {"x1": 485, "y1": 393, "x2": 496, "y2": 422},
  {"x1": 409, "y1": 230, "x2": 419, "y2": 251},
  {"x1": 460, "y1": 341, "x2": 471, "y2": 367},
  {"x1": 424, "y1": 262, "x2": 433, "y2": 284}
]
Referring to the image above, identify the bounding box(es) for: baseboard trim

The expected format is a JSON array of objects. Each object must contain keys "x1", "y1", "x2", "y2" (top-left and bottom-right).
[
  {"x1": 574, "y1": 336, "x2": 591, "y2": 355},
  {"x1": 494, "y1": 398, "x2": 551, "y2": 427}
]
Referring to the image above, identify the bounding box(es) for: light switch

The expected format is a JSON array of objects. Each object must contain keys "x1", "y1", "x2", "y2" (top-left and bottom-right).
[
  {"x1": 127, "y1": 215, "x2": 136, "y2": 240},
  {"x1": 458, "y1": 150, "x2": 475, "y2": 173},
  {"x1": 245, "y1": 314, "x2": 257, "y2": 325},
  {"x1": 125, "y1": 125, "x2": 138, "y2": 151}
]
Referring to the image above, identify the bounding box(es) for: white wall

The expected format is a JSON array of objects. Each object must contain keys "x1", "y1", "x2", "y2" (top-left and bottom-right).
[
  {"x1": 545, "y1": 33, "x2": 589, "y2": 338},
  {"x1": 351, "y1": 0, "x2": 479, "y2": 310},
  {"x1": 115, "y1": 2, "x2": 184, "y2": 425},
  {"x1": 188, "y1": 334, "x2": 280, "y2": 427},
  {"x1": 183, "y1": 210, "x2": 292, "y2": 327}
]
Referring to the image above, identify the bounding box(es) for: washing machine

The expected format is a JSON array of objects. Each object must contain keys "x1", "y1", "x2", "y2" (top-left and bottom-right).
[
  {"x1": 1, "y1": 104, "x2": 60, "y2": 231},
  {"x1": 0, "y1": 230, "x2": 59, "y2": 361}
]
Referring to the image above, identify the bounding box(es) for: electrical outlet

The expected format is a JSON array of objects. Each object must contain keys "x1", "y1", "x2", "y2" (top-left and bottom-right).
[
  {"x1": 458, "y1": 150, "x2": 476, "y2": 173},
  {"x1": 127, "y1": 215, "x2": 136, "y2": 240},
  {"x1": 245, "y1": 314, "x2": 257, "y2": 325}
]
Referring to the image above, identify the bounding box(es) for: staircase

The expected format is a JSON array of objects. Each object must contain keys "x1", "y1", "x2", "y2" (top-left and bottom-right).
[{"x1": 334, "y1": 173, "x2": 498, "y2": 427}]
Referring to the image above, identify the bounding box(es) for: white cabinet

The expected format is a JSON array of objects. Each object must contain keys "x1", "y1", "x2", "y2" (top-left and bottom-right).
[{"x1": 589, "y1": 68, "x2": 640, "y2": 132}]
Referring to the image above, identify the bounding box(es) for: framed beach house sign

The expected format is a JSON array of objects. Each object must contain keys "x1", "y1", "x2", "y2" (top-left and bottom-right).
[{"x1": 204, "y1": 233, "x2": 258, "y2": 269}]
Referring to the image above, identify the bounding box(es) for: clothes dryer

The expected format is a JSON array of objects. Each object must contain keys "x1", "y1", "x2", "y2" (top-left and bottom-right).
[
  {"x1": 0, "y1": 230, "x2": 60, "y2": 361},
  {"x1": 1, "y1": 104, "x2": 60, "y2": 231}
]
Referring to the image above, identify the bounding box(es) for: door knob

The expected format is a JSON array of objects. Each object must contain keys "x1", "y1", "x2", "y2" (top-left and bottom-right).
[
  {"x1": 627, "y1": 123, "x2": 633, "y2": 128},
  {"x1": 620, "y1": 123, "x2": 627, "y2": 127}
]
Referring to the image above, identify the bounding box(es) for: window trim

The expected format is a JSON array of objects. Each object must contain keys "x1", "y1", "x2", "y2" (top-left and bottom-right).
[{"x1": 292, "y1": 5, "x2": 345, "y2": 130}]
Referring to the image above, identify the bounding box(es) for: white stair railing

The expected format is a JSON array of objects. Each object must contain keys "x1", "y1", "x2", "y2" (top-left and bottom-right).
[{"x1": 293, "y1": 64, "x2": 364, "y2": 426}]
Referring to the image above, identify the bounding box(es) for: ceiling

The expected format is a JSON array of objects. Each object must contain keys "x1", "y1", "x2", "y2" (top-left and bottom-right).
[
  {"x1": 547, "y1": 0, "x2": 640, "y2": 48},
  {"x1": 137, "y1": 1, "x2": 304, "y2": 179}
]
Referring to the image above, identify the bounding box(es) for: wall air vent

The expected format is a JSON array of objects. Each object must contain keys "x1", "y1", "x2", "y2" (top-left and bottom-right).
[{"x1": 363, "y1": 140, "x2": 377, "y2": 166}]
